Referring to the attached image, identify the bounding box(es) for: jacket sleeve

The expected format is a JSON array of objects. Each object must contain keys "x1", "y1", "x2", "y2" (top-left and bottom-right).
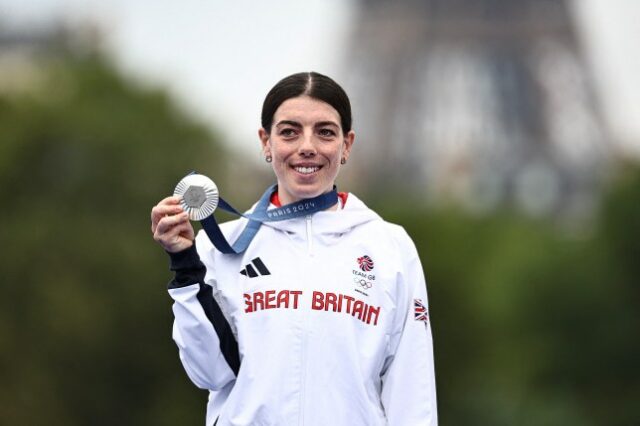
[
  {"x1": 380, "y1": 233, "x2": 438, "y2": 425},
  {"x1": 167, "y1": 237, "x2": 239, "y2": 391}
]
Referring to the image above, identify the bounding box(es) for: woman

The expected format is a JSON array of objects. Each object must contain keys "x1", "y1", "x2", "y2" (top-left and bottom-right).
[{"x1": 151, "y1": 72, "x2": 437, "y2": 425}]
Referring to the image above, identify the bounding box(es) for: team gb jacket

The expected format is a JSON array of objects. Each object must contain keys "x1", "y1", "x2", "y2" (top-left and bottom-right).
[{"x1": 167, "y1": 192, "x2": 437, "y2": 425}]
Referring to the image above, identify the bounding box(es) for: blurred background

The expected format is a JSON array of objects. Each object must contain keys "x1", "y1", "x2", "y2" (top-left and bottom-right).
[{"x1": 1, "y1": 0, "x2": 639, "y2": 425}]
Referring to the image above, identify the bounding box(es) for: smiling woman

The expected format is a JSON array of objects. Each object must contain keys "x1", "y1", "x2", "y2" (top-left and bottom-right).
[
  {"x1": 259, "y1": 94, "x2": 354, "y2": 205},
  {"x1": 257, "y1": 72, "x2": 354, "y2": 206},
  {"x1": 150, "y1": 72, "x2": 438, "y2": 426}
]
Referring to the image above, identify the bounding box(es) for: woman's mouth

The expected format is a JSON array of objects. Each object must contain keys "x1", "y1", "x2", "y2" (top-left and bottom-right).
[{"x1": 293, "y1": 166, "x2": 321, "y2": 175}]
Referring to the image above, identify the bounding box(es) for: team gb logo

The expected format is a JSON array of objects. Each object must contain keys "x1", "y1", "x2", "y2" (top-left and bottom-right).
[{"x1": 357, "y1": 255, "x2": 374, "y2": 272}]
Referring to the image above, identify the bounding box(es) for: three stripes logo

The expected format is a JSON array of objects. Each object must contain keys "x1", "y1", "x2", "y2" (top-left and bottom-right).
[{"x1": 240, "y1": 257, "x2": 271, "y2": 278}]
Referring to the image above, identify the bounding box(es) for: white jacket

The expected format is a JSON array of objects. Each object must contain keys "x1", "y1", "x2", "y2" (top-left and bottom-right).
[{"x1": 168, "y1": 193, "x2": 437, "y2": 425}]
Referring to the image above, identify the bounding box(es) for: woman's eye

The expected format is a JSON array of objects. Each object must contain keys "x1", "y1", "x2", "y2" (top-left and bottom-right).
[
  {"x1": 318, "y1": 129, "x2": 336, "y2": 137},
  {"x1": 280, "y1": 128, "x2": 297, "y2": 137}
]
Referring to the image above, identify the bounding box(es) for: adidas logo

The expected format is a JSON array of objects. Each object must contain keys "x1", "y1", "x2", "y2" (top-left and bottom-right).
[{"x1": 240, "y1": 257, "x2": 271, "y2": 278}]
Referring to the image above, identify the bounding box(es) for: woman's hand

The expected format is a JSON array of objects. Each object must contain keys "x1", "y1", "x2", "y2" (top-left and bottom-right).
[{"x1": 151, "y1": 196, "x2": 195, "y2": 253}]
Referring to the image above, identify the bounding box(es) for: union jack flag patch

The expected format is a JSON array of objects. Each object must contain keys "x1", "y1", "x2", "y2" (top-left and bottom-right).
[{"x1": 414, "y1": 299, "x2": 428, "y2": 323}]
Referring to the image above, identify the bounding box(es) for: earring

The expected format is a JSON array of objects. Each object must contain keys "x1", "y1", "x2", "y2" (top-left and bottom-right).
[
  {"x1": 340, "y1": 158, "x2": 346, "y2": 165},
  {"x1": 265, "y1": 155, "x2": 272, "y2": 163}
]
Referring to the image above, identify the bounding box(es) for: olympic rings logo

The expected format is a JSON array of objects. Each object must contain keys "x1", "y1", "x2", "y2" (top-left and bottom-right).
[{"x1": 353, "y1": 277, "x2": 373, "y2": 289}]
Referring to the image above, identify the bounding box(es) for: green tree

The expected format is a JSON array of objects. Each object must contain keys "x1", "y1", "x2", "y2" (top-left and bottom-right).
[
  {"x1": 0, "y1": 50, "x2": 225, "y2": 425},
  {"x1": 379, "y1": 169, "x2": 640, "y2": 426}
]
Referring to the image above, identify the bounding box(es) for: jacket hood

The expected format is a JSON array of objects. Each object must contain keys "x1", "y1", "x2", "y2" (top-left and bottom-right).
[{"x1": 260, "y1": 193, "x2": 381, "y2": 242}]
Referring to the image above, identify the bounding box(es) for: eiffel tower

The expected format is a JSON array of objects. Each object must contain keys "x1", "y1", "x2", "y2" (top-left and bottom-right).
[{"x1": 341, "y1": 0, "x2": 609, "y2": 215}]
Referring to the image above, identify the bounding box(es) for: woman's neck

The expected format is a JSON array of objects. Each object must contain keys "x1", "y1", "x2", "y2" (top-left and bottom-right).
[{"x1": 270, "y1": 190, "x2": 347, "y2": 210}]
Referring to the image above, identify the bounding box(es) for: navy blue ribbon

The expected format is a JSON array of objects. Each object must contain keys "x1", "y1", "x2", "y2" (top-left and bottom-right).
[{"x1": 200, "y1": 183, "x2": 338, "y2": 254}]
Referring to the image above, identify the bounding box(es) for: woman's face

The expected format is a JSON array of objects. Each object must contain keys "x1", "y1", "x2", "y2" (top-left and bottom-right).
[{"x1": 259, "y1": 96, "x2": 355, "y2": 205}]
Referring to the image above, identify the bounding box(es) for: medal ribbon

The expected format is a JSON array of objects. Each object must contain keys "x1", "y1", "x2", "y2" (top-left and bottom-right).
[{"x1": 200, "y1": 183, "x2": 338, "y2": 254}]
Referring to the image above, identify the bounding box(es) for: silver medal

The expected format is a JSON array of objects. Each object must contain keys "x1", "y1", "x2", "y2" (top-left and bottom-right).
[{"x1": 173, "y1": 174, "x2": 219, "y2": 221}]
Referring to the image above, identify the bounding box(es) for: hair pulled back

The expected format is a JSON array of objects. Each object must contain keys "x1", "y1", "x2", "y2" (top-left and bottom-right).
[{"x1": 261, "y1": 72, "x2": 352, "y2": 134}]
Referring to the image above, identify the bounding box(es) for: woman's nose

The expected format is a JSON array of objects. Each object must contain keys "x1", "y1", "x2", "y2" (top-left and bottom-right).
[{"x1": 298, "y1": 133, "x2": 317, "y2": 156}]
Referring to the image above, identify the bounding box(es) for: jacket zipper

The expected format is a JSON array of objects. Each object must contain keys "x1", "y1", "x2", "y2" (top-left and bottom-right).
[
  {"x1": 297, "y1": 214, "x2": 314, "y2": 425},
  {"x1": 298, "y1": 322, "x2": 308, "y2": 426},
  {"x1": 305, "y1": 215, "x2": 314, "y2": 256}
]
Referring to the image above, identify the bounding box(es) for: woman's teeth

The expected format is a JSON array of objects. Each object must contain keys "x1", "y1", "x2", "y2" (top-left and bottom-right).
[{"x1": 295, "y1": 166, "x2": 319, "y2": 174}]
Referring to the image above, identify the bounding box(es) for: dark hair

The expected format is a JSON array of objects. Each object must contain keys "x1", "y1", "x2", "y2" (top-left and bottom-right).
[{"x1": 261, "y1": 72, "x2": 352, "y2": 134}]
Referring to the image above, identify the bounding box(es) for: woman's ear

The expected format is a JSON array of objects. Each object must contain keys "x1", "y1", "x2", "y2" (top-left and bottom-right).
[
  {"x1": 258, "y1": 128, "x2": 270, "y2": 156},
  {"x1": 342, "y1": 130, "x2": 355, "y2": 162}
]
